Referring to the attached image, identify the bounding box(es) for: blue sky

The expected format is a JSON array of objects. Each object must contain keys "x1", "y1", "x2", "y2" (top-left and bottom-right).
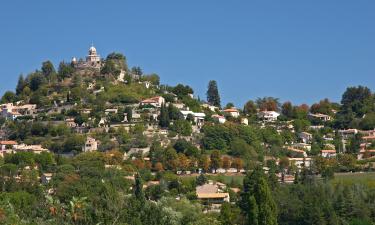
[{"x1": 0, "y1": 1, "x2": 374, "y2": 107}]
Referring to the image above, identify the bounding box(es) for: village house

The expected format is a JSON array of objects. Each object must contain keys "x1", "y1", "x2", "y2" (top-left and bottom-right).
[
  {"x1": 196, "y1": 181, "x2": 230, "y2": 211},
  {"x1": 338, "y1": 129, "x2": 358, "y2": 139},
  {"x1": 310, "y1": 125, "x2": 325, "y2": 130},
  {"x1": 82, "y1": 137, "x2": 98, "y2": 152},
  {"x1": 308, "y1": 113, "x2": 332, "y2": 121},
  {"x1": 124, "y1": 147, "x2": 151, "y2": 159},
  {"x1": 14, "y1": 144, "x2": 49, "y2": 154},
  {"x1": 180, "y1": 110, "x2": 206, "y2": 127},
  {"x1": 241, "y1": 117, "x2": 249, "y2": 125},
  {"x1": 105, "y1": 108, "x2": 118, "y2": 115},
  {"x1": 286, "y1": 147, "x2": 308, "y2": 157},
  {"x1": 140, "y1": 96, "x2": 165, "y2": 108},
  {"x1": 292, "y1": 143, "x2": 312, "y2": 151},
  {"x1": 65, "y1": 118, "x2": 77, "y2": 127},
  {"x1": 1, "y1": 144, "x2": 49, "y2": 157},
  {"x1": 41, "y1": 173, "x2": 53, "y2": 184},
  {"x1": 212, "y1": 114, "x2": 226, "y2": 124},
  {"x1": 298, "y1": 132, "x2": 313, "y2": 143},
  {"x1": 288, "y1": 157, "x2": 312, "y2": 169},
  {"x1": 223, "y1": 108, "x2": 240, "y2": 118},
  {"x1": 201, "y1": 103, "x2": 219, "y2": 112},
  {"x1": 321, "y1": 149, "x2": 337, "y2": 158},
  {"x1": 257, "y1": 111, "x2": 280, "y2": 122},
  {"x1": 0, "y1": 140, "x2": 18, "y2": 150},
  {"x1": 1, "y1": 103, "x2": 37, "y2": 120}
]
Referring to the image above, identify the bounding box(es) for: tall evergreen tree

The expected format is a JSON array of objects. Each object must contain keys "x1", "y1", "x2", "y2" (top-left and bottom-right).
[
  {"x1": 206, "y1": 80, "x2": 221, "y2": 107},
  {"x1": 134, "y1": 173, "x2": 145, "y2": 204},
  {"x1": 248, "y1": 195, "x2": 259, "y2": 225},
  {"x1": 240, "y1": 167, "x2": 278, "y2": 225},
  {"x1": 16, "y1": 74, "x2": 26, "y2": 95},
  {"x1": 159, "y1": 103, "x2": 170, "y2": 128}
]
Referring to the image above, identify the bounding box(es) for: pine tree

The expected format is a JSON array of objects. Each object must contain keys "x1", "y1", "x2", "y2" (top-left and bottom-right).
[
  {"x1": 16, "y1": 74, "x2": 26, "y2": 95},
  {"x1": 240, "y1": 167, "x2": 278, "y2": 225},
  {"x1": 134, "y1": 173, "x2": 145, "y2": 204},
  {"x1": 159, "y1": 103, "x2": 170, "y2": 128},
  {"x1": 206, "y1": 80, "x2": 221, "y2": 107},
  {"x1": 248, "y1": 195, "x2": 259, "y2": 225}
]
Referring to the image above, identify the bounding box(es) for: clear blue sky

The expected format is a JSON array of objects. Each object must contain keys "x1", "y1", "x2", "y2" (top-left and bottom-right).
[{"x1": 0, "y1": 1, "x2": 374, "y2": 107}]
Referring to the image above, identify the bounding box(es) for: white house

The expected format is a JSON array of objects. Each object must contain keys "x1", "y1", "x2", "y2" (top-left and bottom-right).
[
  {"x1": 223, "y1": 108, "x2": 240, "y2": 118},
  {"x1": 140, "y1": 96, "x2": 165, "y2": 108},
  {"x1": 1, "y1": 103, "x2": 37, "y2": 120},
  {"x1": 288, "y1": 157, "x2": 312, "y2": 169},
  {"x1": 196, "y1": 182, "x2": 230, "y2": 206},
  {"x1": 338, "y1": 129, "x2": 358, "y2": 139},
  {"x1": 82, "y1": 137, "x2": 98, "y2": 152},
  {"x1": 257, "y1": 111, "x2": 280, "y2": 122},
  {"x1": 292, "y1": 143, "x2": 312, "y2": 151},
  {"x1": 41, "y1": 173, "x2": 53, "y2": 184},
  {"x1": 241, "y1": 118, "x2": 249, "y2": 125},
  {"x1": 321, "y1": 150, "x2": 337, "y2": 158},
  {"x1": 105, "y1": 108, "x2": 118, "y2": 115},
  {"x1": 212, "y1": 114, "x2": 226, "y2": 124},
  {"x1": 201, "y1": 103, "x2": 219, "y2": 112},
  {"x1": 180, "y1": 110, "x2": 206, "y2": 127},
  {"x1": 298, "y1": 132, "x2": 313, "y2": 143},
  {"x1": 308, "y1": 113, "x2": 331, "y2": 121}
]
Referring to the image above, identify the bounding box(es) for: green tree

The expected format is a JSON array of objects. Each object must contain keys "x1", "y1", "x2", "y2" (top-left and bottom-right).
[
  {"x1": 16, "y1": 75, "x2": 26, "y2": 95},
  {"x1": 240, "y1": 168, "x2": 277, "y2": 225},
  {"x1": 243, "y1": 100, "x2": 257, "y2": 115},
  {"x1": 134, "y1": 173, "x2": 145, "y2": 204},
  {"x1": 170, "y1": 119, "x2": 192, "y2": 136},
  {"x1": 125, "y1": 106, "x2": 133, "y2": 122},
  {"x1": 41, "y1": 60, "x2": 56, "y2": 77},
  {"x1": 159, "y1": 103, "x2": 170, "y2": 128},
  {"x1": 210, "y1": 150, "x2": 222, "y2": 172},
  {"x1": 1, "y1": 91, "x2": 16, "y2": 103},
  {"x1": 58, "y1": 61, "x2": 74, "y2": 80},
  {"x1": 341, "y1": 86, "x2": 374, "y2": 117},
  {"x1": 206, "y1": 80, "x2": 221, "y2": 107},
  {"x1": 282, "y1": 101, "x2": 294, "y2": 118}
]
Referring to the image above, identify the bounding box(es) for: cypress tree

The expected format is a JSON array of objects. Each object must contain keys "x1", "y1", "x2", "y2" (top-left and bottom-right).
[
  {"x1": 248, "y1": 195, "x2": 259, "y2": 225},
  {"x1": 240, "y1": 167, "x2": 278, "y2": 225},
  {"x1": 134, "y1": 173, "x2": 145, "y2": 204},
  {"x1": 16, "y1": 74, "x2": 26, "y2": 95},
  {"x1": 206, "y1": 80, "x2": 221, "y2": 107},
  {"x1": 159, "y1": 103, "x2": 170, "y2": 128}
]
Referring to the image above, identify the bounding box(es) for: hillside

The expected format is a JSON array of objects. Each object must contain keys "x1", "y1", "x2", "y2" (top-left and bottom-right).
[{"x1": 0, "y1": 46, "x2": 374, "y2": 224}]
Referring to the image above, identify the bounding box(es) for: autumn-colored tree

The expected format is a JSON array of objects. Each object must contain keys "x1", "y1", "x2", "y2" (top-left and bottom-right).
[
  {"x1": 256, "y1": 97, "x2": 279, "y2": 111},
  {"x1": 154, "y1": 162, "x2": 164, "y2": 172},
  {"x1": 222, "y1": 156, "x2": 231, "y2": 170},
  {"x1": 199, "y1": 154, "x2": 210, "y2": 172},
  {"x1": 178, "y1": 153, "x2": 190, "y2": 171},
  {"x1": 104, "y1": 150, "x2": 123, "y2": 165},
  {"x1": 132, "y1": 158, "x2": 145, "y2": 169},
  {"x1": 282, "y1": 101, "x2": 294, "y2": 118},
  {"x1": 232, "y1": 158, "x2": 244, "y2": 172}
]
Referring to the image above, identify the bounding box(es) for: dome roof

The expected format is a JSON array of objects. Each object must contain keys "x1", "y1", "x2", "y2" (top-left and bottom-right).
[{"x1": 89, "y1": 46, "x2": 97, "y2": 55}]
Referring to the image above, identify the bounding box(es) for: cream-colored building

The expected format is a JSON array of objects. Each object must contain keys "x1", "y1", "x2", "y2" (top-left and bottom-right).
[{"x1": 82, "y1": 137, "x2": 98, "y2": 152}]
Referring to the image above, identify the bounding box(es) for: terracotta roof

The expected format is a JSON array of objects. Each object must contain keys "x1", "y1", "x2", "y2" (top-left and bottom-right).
[
  {"x1": 197, "y1": 193, "x2": 229, "y2": 199},
  {"x1": 0, "y1": 141, "x2": 17, "y2": 145},
  {"x1": 223, "y1": 108, "x2": 238, "y2": 113},
  {"x1": 362, "y1": 136, "x2": 375, "y2": 140},
  {"x1": 321, "y1": 150, "x2": 336, "y2": 153},
  {"x1": 286, "y1": 147, "x2": 305, "y2": 153}
]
